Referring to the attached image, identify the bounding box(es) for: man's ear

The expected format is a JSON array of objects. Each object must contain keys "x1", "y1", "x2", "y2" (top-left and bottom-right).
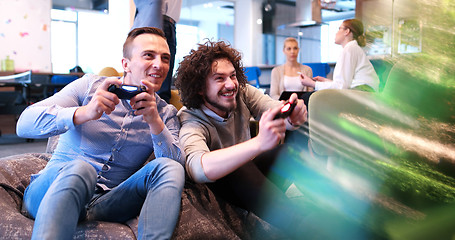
[{"x1": 121, "y1": 58, "x2": 130, "y2": 73}]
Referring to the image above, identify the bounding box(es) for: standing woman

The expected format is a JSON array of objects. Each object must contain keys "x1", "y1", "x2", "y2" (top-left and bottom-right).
[
  {"x1": 270, "y1": 37, "x2": 313, "y2": 100},
  {"x1": 300, "y1": 19, "x2": 379, "y2": 92}
]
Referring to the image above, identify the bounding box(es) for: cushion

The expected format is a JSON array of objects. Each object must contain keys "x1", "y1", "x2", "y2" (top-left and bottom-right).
[
  {"x1": 0, "y1": 153, "x2": 136, "y2": 239},
  {"x1": 98, "y1": 67, "x2": 121, "y2": 77},
  {"x1": 0, "y1": 153, "x2": 281, "y2": 239},
  {"x1": 172, "y1": 180, "x2": 281, "y2": 240},
  {"x1": 170, "y1": 89, "x2": 183, "y2": 111}
]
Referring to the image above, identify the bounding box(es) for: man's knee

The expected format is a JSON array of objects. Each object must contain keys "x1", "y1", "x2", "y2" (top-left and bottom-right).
[
  {"x1": 144, "y1": 158, "x2": 185, "y2": 187},
  {"x1": 148, "y1": 157, "x2": 183, "y2": 172},
  {"x1": 65, "y1": 160, "x2": 96, "y2": 177}
]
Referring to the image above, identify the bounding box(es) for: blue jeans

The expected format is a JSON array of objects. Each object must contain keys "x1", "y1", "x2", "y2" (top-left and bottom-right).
[
  {"x1": 132, "y1": 0, "x2": 162, "y2": 29},
  {"x1": 23, "y1": 158, "x2": 184, "y2": 240}
]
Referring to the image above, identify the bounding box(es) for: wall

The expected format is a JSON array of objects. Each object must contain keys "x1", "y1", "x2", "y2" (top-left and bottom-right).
[
  {"x1": 233, "y1": 0, "x2": 263, "y2": 67},
  {"x1": 0, "y1": 0, "x2": 52, "y2": 72},
  {"x1": 0, "y1": 0, "x2": 268, "y2": 73}
]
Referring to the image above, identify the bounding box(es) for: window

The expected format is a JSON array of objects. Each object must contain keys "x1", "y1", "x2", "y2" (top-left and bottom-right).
[
  {"x1": 50, "y1": 1, "x2": 129, "y2": 74},
  {"x1": 50, "y1": 9, "x2": 77, "y2": 73},
  {"x1": 176, "y1": 0, "x2": 235, "y2": 75},
  {"x1": 50, "y1": 0, "x2": 234, "y2": 75},
  {"x1": 320, "y1": 20, "x2": 344, "y2": 63}
]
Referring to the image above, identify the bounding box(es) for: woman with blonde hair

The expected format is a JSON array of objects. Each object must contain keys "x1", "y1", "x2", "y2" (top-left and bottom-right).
[
  {"x1": 300, "y1": 19, "x2": 379, "y2": 92},
  {"x1": 270, "y1": 37, "x2": 313, "y2": 100}
]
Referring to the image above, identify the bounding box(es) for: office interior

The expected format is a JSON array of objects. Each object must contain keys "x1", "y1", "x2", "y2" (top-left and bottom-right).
[
  {"x1": 0, "y1": 0, "x2": 429, "y2": 83},
  {"x1": 0, "y1": 0, "x2": 454, "y2": 238}
]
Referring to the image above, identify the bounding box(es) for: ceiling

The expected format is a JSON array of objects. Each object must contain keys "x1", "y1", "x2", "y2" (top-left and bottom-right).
[
  {"x1": 181, "y1": 0, "x2": 235, "y2": 25},
  {"x1": 280, "y1": 0, "x2": 355, "y2": 11},
  {"x1": 52, "y1": 0, "x2": 108, "y2": 11},
  {"x1": 51, "y1": 0, "x2": 355, "y2": 25},
  {"x1": 278, "y1": 0, "x2": 356, "y2": 21},
  {"x1": 180, "y1": 0, "x2": 355, "y2": 26}
]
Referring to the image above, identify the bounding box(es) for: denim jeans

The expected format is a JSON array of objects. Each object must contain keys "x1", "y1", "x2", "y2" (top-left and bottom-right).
[{"x1": 23, "y1": 157, "x2": 184, "y2": 240}]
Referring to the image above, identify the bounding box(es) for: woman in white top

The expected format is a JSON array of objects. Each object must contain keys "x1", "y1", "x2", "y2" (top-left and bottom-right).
[
  {"x1": 300, "y1": 19, "x2": 379, "y2": 92},
  {"x1": 270, "y1": 37, "x2": 313, "y2": 100}
]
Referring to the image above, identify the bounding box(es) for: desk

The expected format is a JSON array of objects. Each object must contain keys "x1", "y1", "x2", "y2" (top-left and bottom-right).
[
  {"x1": 0, "y1": 72, "x2": 30, "y2": 115},
  {"x1": 0, "y1": 72, "x2": 82, "y2": 136},
  {"x1": 0, "y1": 72, "x2": 83, "y2": 114}
]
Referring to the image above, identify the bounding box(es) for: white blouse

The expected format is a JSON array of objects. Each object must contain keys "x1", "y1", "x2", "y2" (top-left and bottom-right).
[
  {"x1": 283, "y1": 75, "x2": 304, "y2": 92},
  {"x1": 315, "y1": 40, "x2": 379, "y2": 91}
]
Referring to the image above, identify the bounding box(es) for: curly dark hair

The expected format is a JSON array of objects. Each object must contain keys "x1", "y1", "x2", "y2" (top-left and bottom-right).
[{"x1": 175, "y1": 40, "x2": 247, "y2": 109}]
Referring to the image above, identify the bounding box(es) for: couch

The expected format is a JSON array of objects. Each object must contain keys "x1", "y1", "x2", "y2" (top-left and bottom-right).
[{"x1": 0, "y1": 134, "x2": 283, "y2": 239}]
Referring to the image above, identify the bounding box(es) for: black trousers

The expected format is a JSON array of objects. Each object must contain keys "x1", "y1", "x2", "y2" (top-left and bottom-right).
[
  {"x1": 157, "y1": 16, "x2": 176, "y2": 103},
  {"x1": 207, "y1": 146, "x2": 306, "y2": 237}
]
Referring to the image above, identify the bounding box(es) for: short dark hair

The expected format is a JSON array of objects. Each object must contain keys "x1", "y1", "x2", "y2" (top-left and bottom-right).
[
  {"x1": 123, "y1": 27, "x2": 166, "y2": 59},
  {"x1": 175, "y1": 40, "x2": 247, "y2": 109}
]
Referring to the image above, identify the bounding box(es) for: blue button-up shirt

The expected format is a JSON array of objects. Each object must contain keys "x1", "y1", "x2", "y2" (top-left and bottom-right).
[{"x1": 17, "y1": 74, "x2": 183, "y2": 190}]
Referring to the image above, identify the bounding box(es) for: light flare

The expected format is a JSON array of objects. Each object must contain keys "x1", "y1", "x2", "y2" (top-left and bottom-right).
[{"x1": 341, "y1": 113, "x2": 455, "y2": 164}]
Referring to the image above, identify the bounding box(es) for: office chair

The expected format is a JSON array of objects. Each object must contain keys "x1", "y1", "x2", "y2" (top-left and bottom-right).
[
  {"x1": 302, "y1": 63, "x2": 331, "y2": 78},
  {"x1": 370, "y1": 59, "x2": 393, "y2": 92},
  {"x1": 244, "y1": 66, "x2": 270, "y2": 91}
]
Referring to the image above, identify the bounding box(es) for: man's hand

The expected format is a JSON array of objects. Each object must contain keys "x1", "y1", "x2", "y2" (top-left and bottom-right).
[
  {"x1": 255, "y1": 105, "x2": 287, "y2": 151},
  {"x1": 130, "y1": 80, "x2": 165, "y2": 135},
  {"x1": 73, "y1": 77, "x2": 121, "y2": 125},
  {"x1": 287, "y1": 93, "x2": 307, "y2": 127}
]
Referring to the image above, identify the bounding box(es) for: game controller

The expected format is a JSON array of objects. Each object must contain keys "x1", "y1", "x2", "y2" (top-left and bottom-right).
[
  {"x1": 274, "y1": 100, "x2": 296, "y2": 119},
  {"x1": 108, "y1": 84, "x2": 146, "y2": 99}
]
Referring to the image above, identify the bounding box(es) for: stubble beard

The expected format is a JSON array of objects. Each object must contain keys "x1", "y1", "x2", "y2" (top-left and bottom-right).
[{"x1": 204, "y1": 93, "x2": 237, "y2": 115}]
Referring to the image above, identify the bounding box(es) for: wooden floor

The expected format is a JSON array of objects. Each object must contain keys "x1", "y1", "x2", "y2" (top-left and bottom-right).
[
  {"x1": 0, "y1": 114, "x2": 47, "y2": 158},
  {"x1": 0, "y1": 114, "x2": 17, "y2": 135},
  {"x1": 0, "y1": 138, "x2": 47, "y2": 158}
]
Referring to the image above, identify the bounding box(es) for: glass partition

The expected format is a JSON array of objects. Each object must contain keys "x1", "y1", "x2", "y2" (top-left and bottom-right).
[
  {"x1": 267, "y1": 0, "x2": 356, "y2": 65},
  {"x1": 176, "y1": 0, "x2": 234, "y2": 75},
  {"x1": 50, "y1": 0, "x2": 234, "y2": 75},
  {"x1": 361, "y1": 0, "x2": 423, "y2": 58}
]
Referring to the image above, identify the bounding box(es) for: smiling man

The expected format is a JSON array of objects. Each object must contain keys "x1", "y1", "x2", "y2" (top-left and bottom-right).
[
  {"x1": 16, "y1": 27, "x2": 184, "y2": 240},
  {"x1": 175, "y1": 40, "x2": 308, "y2": 238}
]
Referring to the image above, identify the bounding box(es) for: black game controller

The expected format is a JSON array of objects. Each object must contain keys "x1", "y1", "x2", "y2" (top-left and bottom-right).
[
  {"x1": 274, "y1": 100, "x2": 296, "y2": 119},
  {"x1": 108, "y1": 84, "x2": 146, "y2": 99}
]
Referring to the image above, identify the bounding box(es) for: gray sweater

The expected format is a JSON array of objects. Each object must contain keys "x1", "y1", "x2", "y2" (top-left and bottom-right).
[{"x1": 177, "y1": 85, "x2": 280, "y2": 183}]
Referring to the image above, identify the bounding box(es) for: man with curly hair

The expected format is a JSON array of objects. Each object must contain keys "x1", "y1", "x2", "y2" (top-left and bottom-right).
[{"x1": 175, "y1": 40, "x2": 308, "y2": 238}]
